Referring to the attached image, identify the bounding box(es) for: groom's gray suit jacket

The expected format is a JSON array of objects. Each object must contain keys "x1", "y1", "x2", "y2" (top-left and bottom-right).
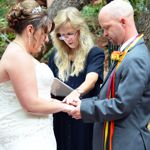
[{"x1": 81, "y1": 38, "x2": 150, "y2": 150}]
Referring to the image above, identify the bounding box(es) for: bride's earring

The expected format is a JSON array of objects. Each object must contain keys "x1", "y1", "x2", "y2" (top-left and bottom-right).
[{"x1": 28, "y1": 35, "x2": 31, "y2": 47}]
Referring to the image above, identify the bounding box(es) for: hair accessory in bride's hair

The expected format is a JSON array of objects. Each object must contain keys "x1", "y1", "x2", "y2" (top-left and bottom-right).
[{"x1": 32, "y1": 6, "x2": 42, "y2": 14}]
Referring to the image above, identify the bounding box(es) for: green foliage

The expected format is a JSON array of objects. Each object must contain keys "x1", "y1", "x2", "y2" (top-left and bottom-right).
[
  {"x1": 130, "y1": 0, "x2": 149, "y2": 20},
  {"x1": 0, "y1": 1, "x2": 9, "y2": 30},
  {"x1": 0, "y1": 33, "x2": 15, "y2": 58},
  {"x1": 0, "y1": 0, "x2": 15, "y2": 59},
  {"x1": 0, "y1": 18, "x2": 7, "y2": 30},
  {"x1": 0, "y1": 0, "x2": 14, "y2": 20},
  {"x1": 130, "y1": 0, "x2": 148, "y2": 12},
  {"x1": 81, "y1": 3, "x2": 105, "y2": 36},
  {"x1": 81, "y1": 3, "x2": 103, "y2": 17}
]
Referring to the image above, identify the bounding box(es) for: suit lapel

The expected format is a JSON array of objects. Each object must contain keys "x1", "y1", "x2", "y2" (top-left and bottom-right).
[
  {"x1": 101, "y1": 61, "x2": 117, "y2": 89},
  {"x1": 100, "y1": 38, "x2": 145, "y2": 90},
  {"x1": 100, "y1": 38, "x2": 145, "y2": 91}
]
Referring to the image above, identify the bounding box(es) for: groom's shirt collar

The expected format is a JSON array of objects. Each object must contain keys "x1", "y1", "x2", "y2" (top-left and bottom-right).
[{"x1": 120, "y1": 34, "x2": 138, "y2": 52}]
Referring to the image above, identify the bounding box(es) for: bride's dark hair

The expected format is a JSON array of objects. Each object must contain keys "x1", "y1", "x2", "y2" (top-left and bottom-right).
[{"x1": 7, "y1": 0, "x2": 54, "y2": 34}]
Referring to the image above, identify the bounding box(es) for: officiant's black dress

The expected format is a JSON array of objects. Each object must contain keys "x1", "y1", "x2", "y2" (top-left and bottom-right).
[{"x1": 48, "y1": 46, "x2": 104, "y2": 150}]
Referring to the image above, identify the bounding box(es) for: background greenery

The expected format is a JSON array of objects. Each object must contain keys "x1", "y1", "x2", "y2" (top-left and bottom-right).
[
  {"x1": 0, "y1": 0, "x2": 149, "y2": 60},
  {"x1": 0, "y1": 0, "x2": 15, "y2": 58}
]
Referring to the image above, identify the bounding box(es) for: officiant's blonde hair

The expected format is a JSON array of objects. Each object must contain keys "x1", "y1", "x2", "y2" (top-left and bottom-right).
[{"x1": 51, "y1": 7, "x2": 94, "y2": 81}]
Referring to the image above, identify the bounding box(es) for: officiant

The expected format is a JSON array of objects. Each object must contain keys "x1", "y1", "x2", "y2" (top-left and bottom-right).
[{"x1": 48, "y1": 7, "x2": 105, "y2": 150}]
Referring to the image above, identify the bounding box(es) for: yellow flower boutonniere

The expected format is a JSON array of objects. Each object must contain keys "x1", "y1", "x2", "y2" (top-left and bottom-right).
[{"x1": 111, "y1": 51, "x2": 123, "y2": 61}]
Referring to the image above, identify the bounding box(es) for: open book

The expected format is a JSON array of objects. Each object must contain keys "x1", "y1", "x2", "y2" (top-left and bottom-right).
[{"x1": 51, "y1": 78, "x2": 74, "y2": 97}]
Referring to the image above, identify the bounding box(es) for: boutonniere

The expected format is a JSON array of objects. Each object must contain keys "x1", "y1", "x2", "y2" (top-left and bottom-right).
[{"x1": 111, "y1": 51, "x2": 123, "y2": 61}]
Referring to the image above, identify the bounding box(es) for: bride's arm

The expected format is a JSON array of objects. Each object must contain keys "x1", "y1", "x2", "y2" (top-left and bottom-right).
[{"x1": 4, "y1": 47, "x2": 74, "y2": 115}]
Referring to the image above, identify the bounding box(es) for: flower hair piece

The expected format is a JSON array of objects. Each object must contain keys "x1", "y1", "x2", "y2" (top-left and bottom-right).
[{"x1": 32, "y1": 6, "x2": 42, "y2": 14}]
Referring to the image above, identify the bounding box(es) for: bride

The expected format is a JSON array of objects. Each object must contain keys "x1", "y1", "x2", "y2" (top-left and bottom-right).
[{"x1": 0, "y1": 0, "x2": 74, "y2": 150}]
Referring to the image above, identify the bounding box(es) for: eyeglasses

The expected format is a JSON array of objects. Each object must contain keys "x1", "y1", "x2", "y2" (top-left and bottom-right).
[{"x1": 58, "y1": 31, "x2": 78, "y2": 41}]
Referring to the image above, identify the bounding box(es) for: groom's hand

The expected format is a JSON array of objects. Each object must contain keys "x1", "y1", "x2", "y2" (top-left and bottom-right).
[{"x1": 70, "y1": 101, "x2": 81, "y2": 119}]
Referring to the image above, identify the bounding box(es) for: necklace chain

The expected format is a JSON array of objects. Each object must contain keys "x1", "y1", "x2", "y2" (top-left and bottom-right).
[{"x1": 13, "y1": 40, "x2": 27, "y2": 52}]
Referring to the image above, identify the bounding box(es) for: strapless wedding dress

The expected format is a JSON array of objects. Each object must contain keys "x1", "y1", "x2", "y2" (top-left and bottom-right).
[{"x1": 0, "y1": 61, "x2": 56, "y2": 150}]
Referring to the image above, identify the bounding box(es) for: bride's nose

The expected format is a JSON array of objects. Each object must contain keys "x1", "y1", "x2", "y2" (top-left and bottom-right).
[{"x1": 45, "y1": 34, "x2": 49, "y2": 43}]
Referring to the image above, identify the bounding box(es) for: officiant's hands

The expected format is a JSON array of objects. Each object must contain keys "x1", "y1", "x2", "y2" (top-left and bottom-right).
[{"x1": 63, "y1": 90, "x2": 81, "y2": 105}]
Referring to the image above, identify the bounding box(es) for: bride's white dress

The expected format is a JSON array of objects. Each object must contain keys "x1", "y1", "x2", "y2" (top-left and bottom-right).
[{"x1": 0, "y1": 61, "x2": 56, "y2": 150}]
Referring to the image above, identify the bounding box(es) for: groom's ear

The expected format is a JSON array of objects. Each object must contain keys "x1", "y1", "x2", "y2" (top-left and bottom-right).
[{"x1": 120, "y1": 18, "x2": 127, "y2": 28}]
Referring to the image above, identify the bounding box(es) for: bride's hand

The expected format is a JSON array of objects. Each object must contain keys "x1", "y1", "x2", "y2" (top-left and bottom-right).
[{"x1": 62, "y1": 103, "x2": 76, "y2": 114}]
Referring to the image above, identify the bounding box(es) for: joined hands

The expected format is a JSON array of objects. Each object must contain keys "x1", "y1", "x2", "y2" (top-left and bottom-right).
[{"x1": 63, "y1": 94, "x2": 82, "y2": 119}]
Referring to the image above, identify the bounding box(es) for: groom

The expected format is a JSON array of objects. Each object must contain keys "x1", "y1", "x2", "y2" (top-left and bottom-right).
[{"x1": 70, "y1": 0, "x2": 150, "y2": 150}]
